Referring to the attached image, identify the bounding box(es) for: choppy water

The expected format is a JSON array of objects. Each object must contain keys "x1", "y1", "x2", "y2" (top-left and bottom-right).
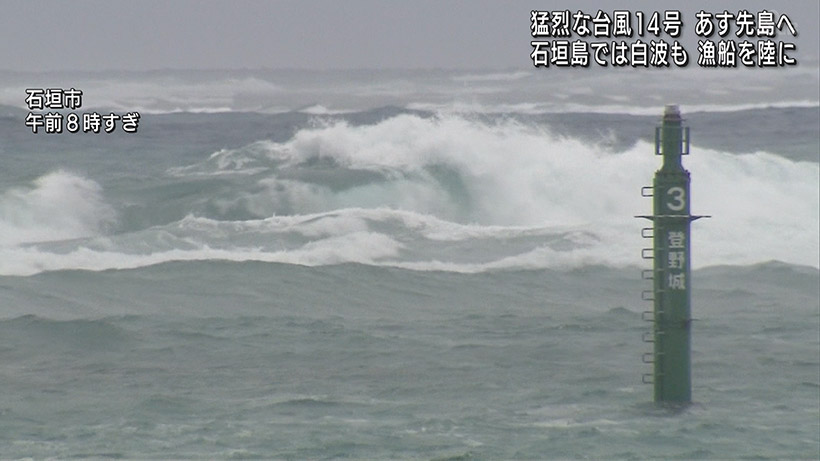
[{"x1": 0, "y1": 68, "x2": 818, "y2": 459}]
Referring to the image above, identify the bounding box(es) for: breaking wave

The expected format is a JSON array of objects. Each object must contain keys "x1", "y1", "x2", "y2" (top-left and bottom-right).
[
  {"x1": 0, "y1": 170, "x2": 116, "y2": 246},
  {"x1": 0, "y1": 114, "x2": 816, "y2": 275}
]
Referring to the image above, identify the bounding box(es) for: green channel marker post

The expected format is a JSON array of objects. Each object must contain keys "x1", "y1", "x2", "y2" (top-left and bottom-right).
[{"x1": 637, "y1": 105, "x2": 709, "y2": 404}]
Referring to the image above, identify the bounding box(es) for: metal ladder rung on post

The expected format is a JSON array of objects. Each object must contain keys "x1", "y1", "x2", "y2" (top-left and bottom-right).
[
  {"x1": 642, "y1": 310, "x2": 664, "y2": 322},
  {"x1": 642, "y1": 352, "x2": 660, "y2": 364}
]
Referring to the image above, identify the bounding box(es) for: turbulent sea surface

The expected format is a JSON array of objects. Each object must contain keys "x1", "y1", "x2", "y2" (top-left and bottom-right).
[{"x1": 0, "y1": 68, "x2": 818, "y2": 459}]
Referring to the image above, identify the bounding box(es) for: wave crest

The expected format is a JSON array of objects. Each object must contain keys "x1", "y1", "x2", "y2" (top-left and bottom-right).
[
  {"x1": 0, "y1": 171, "x2": 116, "y2": 246},
  {"x1": 1, "y1": 114, "x2": 816, "y2": 275}
]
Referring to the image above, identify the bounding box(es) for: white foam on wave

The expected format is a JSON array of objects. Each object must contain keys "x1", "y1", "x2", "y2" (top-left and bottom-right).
[
  {"x1": 689, "y1": 148, "x2": 819, "y2": 267},
  {"x1": 1, "y1": 114, "x2": 816, "y2": 275},
  {"x1": 3, "y1": 67, "x2": 815, "y2": 117},
  {"x1": 177, "y1": 208, "x2": 589, "y2": 243},
  {"x1": 264, "y1": 114, "x2": 820, "y2": 269},
  {"x1": 405, "y1": 100, "x2": 820, "y2": 116},
  {"x1": 0, "y1": 231, "x2": 402, "y2": 276},
  {"x1": 0, "y1": 171, "x2": 116, "y2": 246},
  {"x1": 275, "y1": 115, "x2": 654, "y2": 226},
  {"x1": 451, "y1": 71, "x2": 532, "y2": 82},
  {"x1": 167, "y1": 141, "x2": 280, "y2": 177},
  {"x1": 298, "y1": 105, "x2": 356, "y2": 115}
]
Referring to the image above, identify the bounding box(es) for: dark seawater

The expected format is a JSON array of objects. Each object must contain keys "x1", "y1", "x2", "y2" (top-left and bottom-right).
[
  {"x1": 0, "y1": 262, "x2": 817, "y2": 459},
  {"x1": 0, "y1": 69, "x2": 818, "y2": 459}
]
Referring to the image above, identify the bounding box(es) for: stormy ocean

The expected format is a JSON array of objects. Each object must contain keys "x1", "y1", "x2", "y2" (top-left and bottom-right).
[{"x1": 0, "y1": 68, "x2": 818, "y2": 459}]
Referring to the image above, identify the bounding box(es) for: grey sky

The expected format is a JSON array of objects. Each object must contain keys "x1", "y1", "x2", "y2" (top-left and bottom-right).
[{"x1": 1, "y1": 0, "x2": 818, "y2": 71}]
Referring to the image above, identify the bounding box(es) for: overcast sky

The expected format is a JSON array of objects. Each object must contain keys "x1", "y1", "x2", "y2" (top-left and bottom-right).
[{"x1": 1, "y1": 0, "x2": 818, "y2": 71}]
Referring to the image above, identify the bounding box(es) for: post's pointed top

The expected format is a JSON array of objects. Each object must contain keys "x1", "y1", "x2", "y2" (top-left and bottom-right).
[{"x1": 664, "y1": 104, "x2": 681, "y2": 122}]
